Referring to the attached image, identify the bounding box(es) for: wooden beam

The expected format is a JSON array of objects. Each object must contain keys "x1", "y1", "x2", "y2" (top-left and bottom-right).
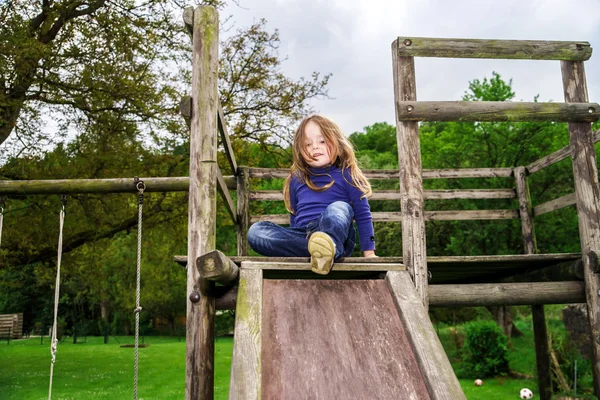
[
  {"x1": 183, "y1": 6, "x2": 194, "y2": 36},
  {"x1": 527, "y1": 129, "x2": 600, "y2": 174},
  {"x1": 197, "y1": 250, "x2": 239, "y2": 284},
  {"x1": 395, "y1": 37, "x2": 592, "y2": 61},
  {"x1": 237, "y1": 167, "x2": 250, "y2": 256},
  {"x1": 240, "y1": 261, "x2": 404, "y2": 271},
  {"x1": 514, "y1": 166, "x2": 537, "y2": 254},
  {"x1": 428, "y1": 281, "x2": 585, "y2": 306},
  {"x1": 247, "y1": 167, "x2": 514, "y2": 180},
  {"x1": 252, "y1": 209, "x2": 519, "y2": 224},
  {"x1": 180, "y1": 95, "x2": 192, "y2": 129},
  {"x1": 215, "y1": 286, "x2": 238, "y2": 310},
  {"x1": 396, "y1": 101, "x2": 600, "y2": 123},
  {"x1": 392, "y1": 46, "x2": 428, "y2": 306},
  {"x1": 249, "y1": 189, "x2": 516, "y2": 201},
  {"x1": 533, "y1": 193, "x2": 577, "y2": 216},
  {"x1": 217, "y1": 103, "x2": 237, "y2": 174},
  {"x1": 229, "y1": 268, "x2": 262, "y2": 400},
  {"x1": 217, "y1": 167, "x2": 237, "y2": 224},
  {"x1": 562, "y1": 59, "x2": 600, "y2": 397},
  {"x1": 186, "y1": 6, "x2": 218, "y2": 400},
  {"x1": 386, "y1": 271, "x2": 466, "y2": 399},
  {"x1": 532, "y1": 305, "x2": 553, "y2": 400}
]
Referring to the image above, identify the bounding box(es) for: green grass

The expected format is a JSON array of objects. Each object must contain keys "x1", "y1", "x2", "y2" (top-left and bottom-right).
[
  {"x1": 0, "y1": 336, "x2": 233, "y2": 400},
  {"x1": 1, "y1": 316, "x2": 597, "y2": 399}
]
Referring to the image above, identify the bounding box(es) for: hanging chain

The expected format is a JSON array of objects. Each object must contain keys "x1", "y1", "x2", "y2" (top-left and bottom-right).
[
  {"x1": 48, "y1": 194, "x2": 66, "y2": 400},
  {"x1": 133, "y1": 177, "x2": 145, "y2": 400},
  {"x1": 0, "y1": 197, "x2": 5, "y2": 249}
]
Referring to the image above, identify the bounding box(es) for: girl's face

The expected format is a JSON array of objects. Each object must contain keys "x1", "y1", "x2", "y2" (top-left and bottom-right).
[{"x1": 303, "y1": 121, "x2": 332, "y2": 168}]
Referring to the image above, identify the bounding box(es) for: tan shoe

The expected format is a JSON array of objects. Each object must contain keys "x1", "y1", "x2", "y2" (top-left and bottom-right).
[{"x1": 308, "y1": 232, "x2": 335, "y2": 275}]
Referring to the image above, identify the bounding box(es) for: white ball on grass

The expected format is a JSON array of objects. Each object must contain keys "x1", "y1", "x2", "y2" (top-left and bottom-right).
[{"x1": 519, "y1": 388, "x2": 533, "y2": 399}]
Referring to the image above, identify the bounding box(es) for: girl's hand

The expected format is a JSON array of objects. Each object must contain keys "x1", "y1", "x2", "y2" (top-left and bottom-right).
[{"x1": 363, "y1": 250, "x2": 377, "y2": 258}]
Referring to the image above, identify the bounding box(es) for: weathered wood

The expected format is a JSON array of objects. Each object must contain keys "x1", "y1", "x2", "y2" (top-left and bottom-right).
[
  {"x1": 527, "y1": 129, "x2": 600, "y2": 174},
  {"x1": 0, "y1": 313, "x2": 23, "y2": 339},
  {"x1": 0, "y1": 177, "x2": 191, "y2": 194},
  {"x1": 533, "y1": 193, "x2": 577, "y2": 216},
  {"x1": 180, "y1": 95, "x2": 192, "y2": 129},
  {"x1": 229, "y1": 268, "x2": 262, "y2": 400},
  {"x1": 395, "y1": 37, "x2": 592, "y2": 61},
  {"x1": 215, "y1": 286, "x2": 238, "y2": 310},
  {"x1": 422, "y1": 168, "x2": 513, "y2": 179},
  {"x1": 186, "y1": 6, "x2": 218, "y2": 400},
  {"x1": 396, "y1": 101, "x2": 600, "y2": 122},
  {"x1": 250, "y1": 188, "x2": 516, "y2": 201},
  {"x1": 532, "y1": 305, "x2": 553, "y2": 400},
  {"x1": 562, "y1": 59, "x2": 600, "y2": 397},
  {"x1": 218, "y1": 103, "x2": 237, "y2": 174},
  {"x1": 217, "y1": 167, "x2": 237, "y2": 224},
  {"x1": 237, "y1": 167, "x2": 250, "y2": 256},
  {"x1": 386, "y1": 270, "x2": 466, "y2": 399},
  {"x1": 196, "y1": 250, "x2": 239, "y2": 284},
  {"x1": 263, "y1": 279, "x2": 431, "y2": 399},
  {"x1": 428, "y1": 281, "x2": 585, "y2": 306},
  {"x1": 240, "y1": 261, "x2": 404, "y2": 271},
  {"x1": 252, "y1": 209, "x2": 519, "y2": 224},
  {"x1": 183, "y1": 6, "x2": 194, "y2": 36},
  {"x1": 514, "y1": 166, "x2": 537, "y2": 254},
  {"x1": 247, "y1": 167, "x2": 514, "y2": 180}
]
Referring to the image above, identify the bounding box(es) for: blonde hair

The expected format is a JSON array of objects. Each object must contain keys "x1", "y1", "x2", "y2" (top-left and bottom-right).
[{"x1": 283, "y1": 115, "x2": 372, "y2": 214}]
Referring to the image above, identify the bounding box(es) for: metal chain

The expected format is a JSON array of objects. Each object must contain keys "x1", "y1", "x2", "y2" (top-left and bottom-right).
[
  {"x1": 133, "y1": 178, "x2": 145, "y2": 400},
  {"x1": 48, "y1": 195, "x2": 66, "y2": 400}
]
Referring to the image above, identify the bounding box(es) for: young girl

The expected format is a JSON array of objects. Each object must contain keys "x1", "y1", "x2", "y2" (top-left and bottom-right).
[{"x1": 248, "y1": 115, "x2": 376, "y2": 274}]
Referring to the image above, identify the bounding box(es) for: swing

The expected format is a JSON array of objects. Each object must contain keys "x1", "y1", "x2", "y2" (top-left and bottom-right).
[{"x1": 47, "y1": 179, "x2": 147, "y2": 400}]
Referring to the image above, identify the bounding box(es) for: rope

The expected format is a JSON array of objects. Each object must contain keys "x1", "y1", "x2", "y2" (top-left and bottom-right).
[
  {"x1": 0, "y1": 197, "x2": 5, "y2": 248},
  {"x1": 133, "y1": 178, "x2": 145, "y2": 400},
  {"x1": 48, "y1": 195, "x2": 66, "y2": 400}
]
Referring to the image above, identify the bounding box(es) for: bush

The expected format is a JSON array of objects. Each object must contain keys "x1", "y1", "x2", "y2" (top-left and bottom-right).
[{"x1": 460, "y1": 320, "x2": 509, "y2": 377}]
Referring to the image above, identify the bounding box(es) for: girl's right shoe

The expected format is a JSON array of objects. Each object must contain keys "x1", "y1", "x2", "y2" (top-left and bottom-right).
[{"x1": 308, "y1": 232, "x2": 335, "y2": 275}]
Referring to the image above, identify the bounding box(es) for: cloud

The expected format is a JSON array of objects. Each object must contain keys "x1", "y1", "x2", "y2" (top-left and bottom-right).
[{"x1": 224, "y1": 0, "x2": 600, "y2": 134}]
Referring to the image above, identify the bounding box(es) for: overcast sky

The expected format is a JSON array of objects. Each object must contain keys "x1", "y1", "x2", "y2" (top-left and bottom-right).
[{"x1": 222, "y1": 0, "x2": 600, "y2": 135}]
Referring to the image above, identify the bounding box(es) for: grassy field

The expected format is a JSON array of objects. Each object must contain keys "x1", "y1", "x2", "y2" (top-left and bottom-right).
[{"x1": 0, "y1": 315, "x2": 596, "y2": 399}]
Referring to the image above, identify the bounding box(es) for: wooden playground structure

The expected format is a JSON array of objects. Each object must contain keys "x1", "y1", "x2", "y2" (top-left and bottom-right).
[{"x1": 2, "y1": 4, "x2": 600, "y2": 400}]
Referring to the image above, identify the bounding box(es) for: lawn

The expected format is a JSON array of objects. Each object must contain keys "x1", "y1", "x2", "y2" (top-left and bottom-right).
[{"x1": 0, "y1": 314, "x2": 596, "y2": 399}]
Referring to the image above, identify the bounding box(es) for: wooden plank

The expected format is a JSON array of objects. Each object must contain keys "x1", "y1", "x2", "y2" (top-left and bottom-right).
[
  {"x1": 395, "y1": 37, "x2": 592, "y2": 61},
  {"x1": 532, "y1": 305, "x2": 553, "y2": 400},
  {"x1": 252, "y1": 209, "x2": 519, "y2": 224},
  {"x1": 533, "y1": 193, "x2": 577, "y2": 216},
  {"x1": 392, "y1": 48, "x2": 428, "y2": 305},
  {"x1": 247, "y1": 167, "x2": 514, "y2": 180},
  {"x1": 562, "y1": 59, "x2": 600, "y2": 397},
  {"x1": 514, "y1": 166, "x2": 537, "y2": 254},
  {"x1": 218, "y1": 103, "x2": 237, "y2": 174},
  {"x1": 527, "y1": 129, "x2": 600, "y2": 174},
  {"x1": 237, "y1": 167, "x2": 250, "y2": 256},
  {"x1": 429, "y1": 281, "x2": 585, "y2": 306},
  {"x1": 217, "y1": 167, "x2": 237, "y2": 224},
  {"x1": 241, "y1": 261, "x2": 404, "y2": 271},
  {"x1": 186, "y1": 6, "x2": 218, "y2": 400},
  {"x1": 386, "y1": 270, "x2": 466, "y2": 399},
  {"x1": 396, "y1": 101, "x2": 600, "y2": 123},
  {"x1": 250, "y1": 189, "x2": 516, "y2": 201},
  {"x1": 229, "y1": 268, "x2": 262, "y2": 400},
  {"x1": 262, "y1": 279, "x2": 430, "y2": 399}
]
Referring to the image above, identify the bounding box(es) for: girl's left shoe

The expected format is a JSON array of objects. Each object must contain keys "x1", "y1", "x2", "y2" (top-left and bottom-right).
[{"x1": 308, "y1": 232, "x2": 335, "y2": 275}]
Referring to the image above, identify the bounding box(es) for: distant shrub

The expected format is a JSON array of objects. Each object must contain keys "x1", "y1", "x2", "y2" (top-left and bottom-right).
[{"x1": 460, "y1": 320, "x2": 509, "y2": 377}]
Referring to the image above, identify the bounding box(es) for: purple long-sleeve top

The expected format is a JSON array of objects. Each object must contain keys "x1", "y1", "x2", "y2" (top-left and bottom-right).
[{"x1": 289, "y1": 166, "x2": 375, "y2": 251}]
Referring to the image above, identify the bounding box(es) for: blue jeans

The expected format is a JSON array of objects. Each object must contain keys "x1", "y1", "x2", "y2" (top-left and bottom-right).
[{"x1": 248, "y1": 201, "x2": 356, "y2": 260}]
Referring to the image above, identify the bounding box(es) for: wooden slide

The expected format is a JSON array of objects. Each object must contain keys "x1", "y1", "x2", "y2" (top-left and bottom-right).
[{"x1": 229, "y1": 263, "x2": 466, "y2": 400}]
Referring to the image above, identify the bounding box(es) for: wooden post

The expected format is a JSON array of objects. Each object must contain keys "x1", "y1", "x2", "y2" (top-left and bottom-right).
[
  {"x1": 515, "y1": 166, "x2": 552, "y2": 399},
  {"x1": 391, "y1": 40, "x2": 428, "y2": 308},
  {"x1": 561, "y1": 59, "x2": 600, "y2": 397},
  {"x1": 237, "y1": 166, "x2": 250, "y2": 256},
  {"x1": 185, "y1": 6, "x2": 219, "y2": 400},
  {"x1": 197, "y1": 249, "x2": 239, "y2": 284}
]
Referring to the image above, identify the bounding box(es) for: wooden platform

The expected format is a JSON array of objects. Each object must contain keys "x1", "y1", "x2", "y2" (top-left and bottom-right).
[
  {"x1": 228, "y1": 268, "x2": 465, "y2": 400},
  {"x1": 174, "y1": 253, "x2": 581, "y2": 283}
]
